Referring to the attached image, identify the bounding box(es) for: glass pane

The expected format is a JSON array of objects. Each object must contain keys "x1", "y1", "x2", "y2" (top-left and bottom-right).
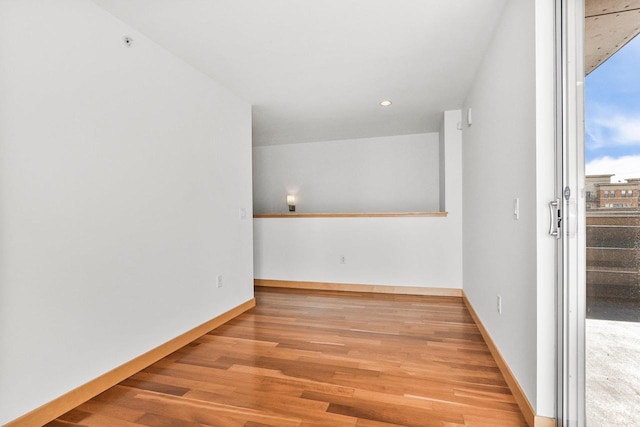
[{"x1": 585, "y1": 34, "x2": 640, "y2": 426}]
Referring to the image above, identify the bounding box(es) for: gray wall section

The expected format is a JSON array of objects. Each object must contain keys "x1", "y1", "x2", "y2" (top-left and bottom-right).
[
  {"x1": 0, "y1": 1, "x2": 253, "y2": 423},
  {"x1": 462, "y1": 0, "x2": 538, "y2": 409}
]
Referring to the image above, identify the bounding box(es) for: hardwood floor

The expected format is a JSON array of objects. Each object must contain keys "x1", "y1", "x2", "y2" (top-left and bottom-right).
[{"x1": 47, "y1": 287, "x2": 527, "y2": 427}]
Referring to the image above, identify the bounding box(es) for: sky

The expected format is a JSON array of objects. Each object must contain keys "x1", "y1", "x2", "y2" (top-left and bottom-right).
[{"x1": 585, "y1": 34, "x2": 640, "y2": 182}]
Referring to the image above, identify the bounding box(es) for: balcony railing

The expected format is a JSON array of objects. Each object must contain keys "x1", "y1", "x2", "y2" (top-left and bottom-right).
[{"x1": 586, "y1": 211, "x2": 640, "y2": 321}]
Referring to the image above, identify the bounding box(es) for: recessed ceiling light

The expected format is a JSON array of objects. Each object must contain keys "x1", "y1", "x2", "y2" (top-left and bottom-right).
[{"x1": 380, "y1": 100, "x2": 392, "y2": 107}]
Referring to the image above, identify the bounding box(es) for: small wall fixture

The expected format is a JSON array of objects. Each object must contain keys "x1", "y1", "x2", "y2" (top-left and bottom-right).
[{"x1": 287, "y1": 194, "x2": 296, "y2": 212}]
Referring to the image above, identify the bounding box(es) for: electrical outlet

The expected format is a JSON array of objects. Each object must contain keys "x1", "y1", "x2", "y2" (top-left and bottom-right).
[
  {"x1": 340, "y1": 255, "x2": 346, "y2": 264},
  {"x1": 216, "y1": 275, "x2": 223, "y2": 288},
  {"x1": 239, "y1": 208, "x2": 247, "y2": 220},
  {"x1": 497, "y1": 295, "x2": 502, "y2": 314}
]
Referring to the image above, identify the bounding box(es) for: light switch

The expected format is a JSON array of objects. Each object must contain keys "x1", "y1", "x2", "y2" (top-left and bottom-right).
[{"x1": 513, "y1": 198, "x2": 520, "y2": 220}]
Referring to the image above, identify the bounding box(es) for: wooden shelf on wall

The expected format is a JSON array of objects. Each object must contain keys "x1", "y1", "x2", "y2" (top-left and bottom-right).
[{"x1": 253, "y1": 212, "x2": 448, "y2": 218}]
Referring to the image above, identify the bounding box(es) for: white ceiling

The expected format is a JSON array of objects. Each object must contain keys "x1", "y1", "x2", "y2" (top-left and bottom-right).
[{"x1": 95, "y1": 0, "x2": 507, "y2": 145}]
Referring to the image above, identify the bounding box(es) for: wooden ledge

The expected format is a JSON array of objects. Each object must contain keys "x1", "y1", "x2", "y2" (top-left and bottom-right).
[{"x1": 253, "y1": 212, "x2": 448, "y2": 218}]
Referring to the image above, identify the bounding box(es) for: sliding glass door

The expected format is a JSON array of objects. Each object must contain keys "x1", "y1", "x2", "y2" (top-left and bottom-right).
[{"x1": 559, "y1": 1, "x2": 640, "y2": 425}]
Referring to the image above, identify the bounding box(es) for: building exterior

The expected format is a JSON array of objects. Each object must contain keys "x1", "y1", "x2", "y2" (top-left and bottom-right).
[
  {"x1": 585, "y1": 175, "x2": 640, "y2": 318},
  {"x1": 585, "y1": 175, "x2": 640, "y2": 210}
]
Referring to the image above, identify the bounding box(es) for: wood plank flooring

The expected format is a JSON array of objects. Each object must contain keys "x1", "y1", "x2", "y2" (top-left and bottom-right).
[{"x1": 47, "y1": 287, "x2": 528, "y2": 427}]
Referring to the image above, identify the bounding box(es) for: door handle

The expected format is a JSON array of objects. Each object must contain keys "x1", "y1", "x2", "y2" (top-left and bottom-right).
[{"x1": 548, "y1": 199, "x2": 561, "y2": 239}]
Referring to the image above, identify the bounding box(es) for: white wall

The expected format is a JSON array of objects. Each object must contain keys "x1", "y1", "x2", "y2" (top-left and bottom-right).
[
  {"x1": 462, "y1": 0, "x2": 542, "y2": 411},
  {"x1": 439, "y1": 127, "x2": 447, "y2": 212},
  {"x1": 252, "y1": 133, "x2": 440, "y2": 214},
  {"x1": 254, "y1": 113, "x2": 462, "y2": 290},
  {"x1": 534, "y1": 0, "x2": 558, "y2": 418},
  {"x1": 0, "y1": 1, "x2": 253, "y2": 424},
  {"x1": 254, "y1": 216, "x2": 459, "y2": 288}
]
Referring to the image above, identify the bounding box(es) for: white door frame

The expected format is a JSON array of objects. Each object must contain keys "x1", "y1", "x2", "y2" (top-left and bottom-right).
[{"x1": 557, "y1": 0, "x2": 586, "y2": 425}]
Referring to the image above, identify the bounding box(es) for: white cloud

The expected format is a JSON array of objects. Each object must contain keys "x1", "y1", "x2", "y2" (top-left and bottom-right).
[
  {"x1": 586, "y1": 154, "x2": 640, "y2": 182},
  {"x1": 585, "y1": 98, "x2": 640, "y2": 148},
  {"x1": 593, "y1": 114, "x2": 640, "y2": 145},
  {"x1": 585, "y1": 123, "x2": 605, "y2": 148}
]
